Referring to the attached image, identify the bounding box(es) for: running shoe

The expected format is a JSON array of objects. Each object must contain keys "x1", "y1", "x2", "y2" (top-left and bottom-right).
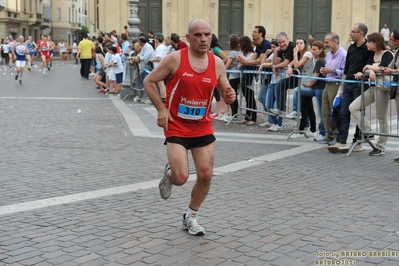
[
  {"x1": 286, "y1": 111, "x2": 298, "y2": 119},
  {"x1": 15, "y1": 75, "x2": 18, "y2": 80},
  {"x1": 369, "y1": 148, "x2": 385, "y2": 156},
  {"x1": 19, "y1": 80, "x2": 22, "y2": 85},
  {"x1": 159, "y1": 163, "x2": 172, "y2": 200},
  {"x1": 259, "y1": 121, "x2": 273, "y2": 127},
  {"x1": 327, "y1": 143, "x2": 349, "y2": 154},
  {"x1": 182, "y1": 214, "x2": 205, "y2": 235}
]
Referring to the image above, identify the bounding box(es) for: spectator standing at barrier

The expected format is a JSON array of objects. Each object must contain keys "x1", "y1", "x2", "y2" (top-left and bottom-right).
[
  {"x1": 170, "y1": 33, "x2": 188, "y2": 51},
  {"x1": 237, "y1": 25, "x2": 271, "y2": 66},
  {"x1": 108, "y1": 46, "x2": 124, "y2": 96},
  {"x1": 226, "y1": 34, "x2": 243, "y2": 120},
  {"x1": 287, "y1": 38, "x2": 316, "y2": 137},
  {"x1": 285, "y1": 37, "x2": 314, "y2": 119},
  {"x1": 271, "y1": 32, "x2": 296, "y2": 116},
  {"x1": 124, "y1": 26, "x2": 129, "y2": 38},
  {"x1": 327, "y1": 23, "x2": 372, "y2": 154},
  {"x1": 319, "y1": 33, "x2": 347, "y2": 144},
  {"x1": 236, "y1": 36, "x2": 258, "y2": 125},
  {"x1": 237, "y1": 26, "x2": 271, "y2": 126},
  {"x1": 147, "y1": 31, "x2": 155, "y2": 49},
  {"x1": 349, "y1": 33, "x2": 393, "y2": 156},
  {"x1": 259, "y1": 40, "x2": 286, "y2": 131},
  {"x1": 300, "y1": 41, "x2": 327, "y2": 140},
  {"x1": 210, "y1": 34, "x2": 231, "y2": 122},
  {"x1": 93, "y1": 46, "x2": 108, "y2": 93},
  {"x1": 165, "y1": 36, "x2": 175, "y2": 54},
  {"x1": 152, "y1": 33, "x2": 168, "y2": 103},
  {"x1": 381, "y1": 24, "x2": 390, "y2": 45},
  {"x1": 132, "y1": 36, "x2": 155, "y2": 103},
  {"x1": 143, "y1": 19, "x2": 236, "y2": 236},
  {"x1": 77, "y1": 33, "x2": 95, "y2": 80},
  {"x1": 384, "y1": 30, "x2": 399, "y2": 162}
]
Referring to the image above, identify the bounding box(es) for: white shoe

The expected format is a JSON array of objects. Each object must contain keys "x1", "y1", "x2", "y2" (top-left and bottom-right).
[
  {"x1": 259, "y1": 121, "x2": 273, "y2": 127},
  {"x1": 267, "y1": 125, "x2": 282, "y2": 132},
  {"x1": 270, "y1": 109, "x2": 283, "y2": 115},
  {"x1": 144, "y1": 99, "x2": 152, "y2": 104},
  {"x1": 291, "y1": 133, "x2": 304, "y2": 139},
  {"x1": 220, "y1": 114, "x2": 232, "y2": 122},
  {"x1": 305, "y1": 131, "x2": 316, "y2": 138},
  {"x1": 286, "y1": 111, "x2": 298, "y2": 119},
  {"x1": 214, "y1": 113, "x2": 225, "y2": 120},
  {"x1": 133, "y1": 96, "x2": 141, "y2": 103}
]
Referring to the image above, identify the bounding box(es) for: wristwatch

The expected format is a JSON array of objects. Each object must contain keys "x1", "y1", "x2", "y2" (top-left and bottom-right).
[{"x1": 332, "y1": 69, "x2": 337, "y2": 75}]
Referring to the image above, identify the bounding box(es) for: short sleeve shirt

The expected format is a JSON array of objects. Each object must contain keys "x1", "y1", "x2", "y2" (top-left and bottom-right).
[
  {"x1": 313, "y1": 58, "x2": 326, "y2": 89},
  {"x1": 255, "y1": 39, "x2": 271, "y2": 58},
  {"x1": 277, "y1": 41, "x2": 295, "y2": 62},
  {"x1": 228, "y1": 50, "x2": 242, "y2": 79}
]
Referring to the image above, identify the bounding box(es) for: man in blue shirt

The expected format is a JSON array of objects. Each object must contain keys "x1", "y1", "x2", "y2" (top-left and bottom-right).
[{"x1": 237, "y1": 25, "x2": 271, "y2": 65}]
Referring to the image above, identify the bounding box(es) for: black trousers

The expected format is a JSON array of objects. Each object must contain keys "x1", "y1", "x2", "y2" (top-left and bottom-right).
[{"x1": 80, "y1": 58, "x2": 91, "y2": 79}]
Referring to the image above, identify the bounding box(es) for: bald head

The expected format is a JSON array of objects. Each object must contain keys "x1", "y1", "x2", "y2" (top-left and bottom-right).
[{"x1": 187, "y1": 19, "x2": 212, "y2": 34}]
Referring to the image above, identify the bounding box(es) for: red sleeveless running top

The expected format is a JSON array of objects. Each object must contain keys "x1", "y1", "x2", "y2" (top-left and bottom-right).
[
  {"x1": 164, "y1": 48, "x2": 218, "y2": 138},
  {"x1": 41, "y1": 42, "x2": 49, "y2": 53}
]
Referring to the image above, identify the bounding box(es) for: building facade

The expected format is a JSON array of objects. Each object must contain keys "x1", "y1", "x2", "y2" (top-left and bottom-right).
[
  {"x1": 89, "y1": 0, "x2": 398, "y2": 49},
  {"x1": 1, "y1": 0, "x2": 398, "y2": 47},
  {"x1": 0, "y1": 0, "x2": 88, "y2": 44}
]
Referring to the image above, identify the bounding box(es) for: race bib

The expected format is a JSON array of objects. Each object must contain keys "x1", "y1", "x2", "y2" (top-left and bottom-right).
[{"x1": 177, "y1": 97, "x2": 207, "y2": 120}]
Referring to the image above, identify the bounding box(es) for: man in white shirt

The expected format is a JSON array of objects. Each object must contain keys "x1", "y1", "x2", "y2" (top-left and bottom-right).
[
  {"x1": 132, "y1": 36, "x2": 155, "y2": 101},
  {"x1": 152, "y1": 33, "x2": 167, "y2": 102},
  {"x1": 381, "y1": 23, "x2": 390, "y2": 45}
]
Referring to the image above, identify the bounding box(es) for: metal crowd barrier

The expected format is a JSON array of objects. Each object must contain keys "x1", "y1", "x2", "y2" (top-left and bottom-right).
[
  {"x1": 347, "y1": 73, "x2": 399, "y2": 156},
  {"x1": 227, "y1": 65, "x2": 304, "y2": 140},
  {"x1": 122, "y1": 62, "x2": 146, "y2": 102}
]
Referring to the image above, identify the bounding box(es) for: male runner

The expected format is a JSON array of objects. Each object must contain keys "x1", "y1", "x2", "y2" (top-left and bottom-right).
[
  {"x1": 13, "y1": 35, "x2": 28, "y2": 84},
  {"x1": 26, "y1": 36, "x2": 37, "y2": 71},
  {"x1": 48, "y1": 35, "x2": 55, "y2": 69},
  {"x1": 144, "y1": 19, "x2": 236, "y2": 235},
  {"x1": 39, "y1": 35, "x2": 51, "y2": 75}
]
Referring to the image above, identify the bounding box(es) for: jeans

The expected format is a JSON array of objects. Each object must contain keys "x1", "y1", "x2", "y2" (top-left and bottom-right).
[
  {"x1": 258, "y1": 82, "x2": 268, "y2": 111},
  {"x1": 336, "y1": 82, "x2": 364, "y2": 144},
  {"x1": 73, "y1": 53, "x2": 78, "y2": 64},
  {"x1": 265, "y1": 83, "x2": 282, "y2": 126},
  {"x1": 293, "y1": 86, "x2": 326, "y2": 136},
  {"x1": 275, "y1": 76, "x2": 298, "y2": 112}
]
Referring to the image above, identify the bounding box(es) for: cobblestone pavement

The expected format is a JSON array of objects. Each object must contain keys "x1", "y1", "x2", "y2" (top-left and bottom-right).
[{"x1": 1, "y1": 61, "x2": 399, "y2": 265}]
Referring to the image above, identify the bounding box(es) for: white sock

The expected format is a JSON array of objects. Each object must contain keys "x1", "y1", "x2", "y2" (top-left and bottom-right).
[
  {"x1": 19, "y1": 72, "x2": 23, "y2": 81},
  {"x1": 185, "y1": 207, "x2": 198, "y2": 218}
]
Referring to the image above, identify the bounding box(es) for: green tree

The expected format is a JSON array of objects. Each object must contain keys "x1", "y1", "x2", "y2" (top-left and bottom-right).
[{"x1": 81, "y1": 25, "x2": 89, "y2": 38}]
